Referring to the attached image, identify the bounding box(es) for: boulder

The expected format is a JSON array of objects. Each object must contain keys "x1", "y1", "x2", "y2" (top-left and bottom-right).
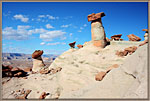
[
  {"x1": 124, "y1": 46, "x2": 137, "y2": 54},
  {"x1": 69, "y1": 41, "x2": 76, "y2": 48},
  {"x1": 95, "y1": 71, "x2": 106, "y2": 81},
  {"x1": 127, "y1": 34, "x2": 141, "y2": 41},
  {"x1": 77, "y1": 44, "x2": 83, "y2": 49}
]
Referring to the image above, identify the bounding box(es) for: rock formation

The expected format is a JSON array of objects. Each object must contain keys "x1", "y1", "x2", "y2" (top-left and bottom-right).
[
  {"x1": 88, "y1": 12, "x2": 107, "y2": 48},
  {"x1": 39, "y1": 92, "x2": 47, "y2": 99},
  {"x1": 69, "y1": 41, "x2": 76, "y2": 48},
  {"x1": 2, "y1": 65, "x2": 28, "y2": 77},
  {"x1": 116, "y1": 46, "x2": 137, "y2": 57},
  {"x1": 142, "y1": 29, "x2": 148, "y2": 40},
  {"x1": 77, "y1": 44, "x2": 83, "y2": 49},
  {"x1": 32, "y1": 50, "x2": 45, "y2": 72},
  {"x1": 111, "y1": 34, "x2": 123, "y2": 41},
  {"x1": 127, "y1": 34, "x2": 141, "y2": 41}
]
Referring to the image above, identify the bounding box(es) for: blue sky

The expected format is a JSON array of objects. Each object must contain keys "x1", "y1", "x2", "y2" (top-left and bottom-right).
[{"x1": 2, "y1": 2, "x2": 148, "y2": 55}]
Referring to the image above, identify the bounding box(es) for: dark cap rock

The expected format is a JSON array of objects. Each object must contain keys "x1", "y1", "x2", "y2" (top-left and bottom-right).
[
  {"x1": 142, "y1": 29, "x2": 148, "y2": 32},
  {"x1": 69, "y1": 41, "x2": 76, "y2": 48},
  {"x1": 32, "y1": 50, "x2": 43, "y2": 59},
  {"x1": 88, "y1": 12, "x2": 105, "y2": 22}
]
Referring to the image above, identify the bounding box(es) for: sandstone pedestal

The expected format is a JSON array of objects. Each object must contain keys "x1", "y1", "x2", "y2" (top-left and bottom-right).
[
  {"x1": 88, "y1": 12, "x2": 107, "y2": 48},
  {"x1": 32, "y1": 50, "x2": 45, "y2": 72}
]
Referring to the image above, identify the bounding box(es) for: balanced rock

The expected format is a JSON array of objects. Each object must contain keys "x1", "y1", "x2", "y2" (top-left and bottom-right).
[
  {"x1": 32, "y1": 50, "x2": 45, "y2": 72},
  {"x1": 95, "y1": 71, "x2": 106, "y2": 81},
  {"x1": 77, "y1": 44, "x2": 83, "y2": 49},
  {"x1": 111, "y1": 34, "x2": 123, "y2": 41},
  {"x1": 88, "y1": 12, "x2": 107, "y2": 48},
  {"x1": 127, "y1": 34, "x2": 141, "y2": 41},
  {"x1": 69, "y1": 41, "x2": 76, "y2": 48}
]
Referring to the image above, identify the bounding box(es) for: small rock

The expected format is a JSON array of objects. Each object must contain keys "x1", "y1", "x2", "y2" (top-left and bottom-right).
[
  {"x1": 40, "y1": 69, "x2": 50, "y2": 74},
  {"x1": 95, "y1": 71, "x2": 106, "y2": 81},
  {"x1": 22, "y1": 77, "x2": 27, "y2": 79},
  {"x1": 139, "y1": 40, "x2": 148, "y2": 46},
  {"x1": 39, "y1": 92, "x2": 47, "y2": 99},
  {"x1": 111, "y1": 34, "x2": 122, "y2": 41},
  {"x1": 77, "y1": 44, "x2": 83, "y2": 49},
  {"x1": 106, "y1": 64, "x2": 119, "y2": 73},
  {"x1": 23, "y1": 67, "x2": 32, "y2": 72},
  {"x1": 124, "y1": 46, "x2": 137, "y2": 54}
]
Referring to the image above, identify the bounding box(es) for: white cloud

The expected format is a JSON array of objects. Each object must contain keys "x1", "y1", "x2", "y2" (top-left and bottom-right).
[
  {"x1": 64, "y1": 16, "x2": 73, "y2": 20},
  {"x1": 47, "y1": 15, "x2": 59, "y2": 20},
  {"x1": 80, "y1": 27, "x2": 83, "y2": 29},
  {"x1": 3, "y1": 25, "x2": 66, "y2": 41},
  {"x1": 14, "y1": 14, "x2": 29, "y2": 22},
  {"x1": 2, "y1": 25, "x2": 31, "y2": 40},
  {"x1": 40, "y1": 42, "x2": 45, "y2": 45},
  {"x1": 83, "y1": 24, "x2": 87, "y2": 27},
  {"x1": 69, "y1": 33, "x2": 73, "y2": 36},
  {"x1": 78, "y1": 30, "x2": 82, "y2": 32},
  {"x1": 38, "y1": 15, "x2": 46, "y2": 18},
  {"x1": 47, "y1": 42, "x2": 66, "y2": 46},
  {"x1": 46, "y1": 24, "x2": 54, "y2": 29},
  {"x1": 29, "y1": 28, "x2": 47, "y2": 34},
  {"x1": 61, "y1": 24, "x2": 72, "y2": 28},
  {"x1": 61, "y1": 37, "x2": 67, "y2": 40},
  {"x1": 40, "y1": 30, "x2": 66, "y2": 41}
]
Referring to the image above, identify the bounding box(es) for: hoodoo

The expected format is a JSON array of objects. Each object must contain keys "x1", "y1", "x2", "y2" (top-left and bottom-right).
[
  {"x1": 88, "y1": 12, "x2": 107, "y2": 48},
  {"x1": 32, "y1": 50, "x2": 45, "y2": 72}
]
